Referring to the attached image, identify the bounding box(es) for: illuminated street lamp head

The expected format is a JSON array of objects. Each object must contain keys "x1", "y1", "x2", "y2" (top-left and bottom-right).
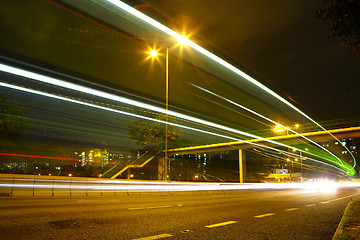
[
  {"x1": 273, "y1": 124, "x2": 285, "y2": 133},
  {"x1": 295, "y1": 124, "x2": 300, "y2": 128},
  {"x1": 150, "y1": 49, "x2": 158, "y2": 57}
]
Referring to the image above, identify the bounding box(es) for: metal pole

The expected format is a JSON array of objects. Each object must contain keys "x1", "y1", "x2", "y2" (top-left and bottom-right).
[
  {"x1": 164, "y1": 47, "x2": 169, "y2": 181},
  {"x1": 52, "y1": 178, "x2": 55, "y2": 197},
  {"x1": 300, "y1": 151, "x2": 302, "y2": 176},
  {"x1": 239, "y1": 149, "x2": 243, "y2": 183},
  {"x1": 33, "y1": 178, "x2": 36, "y2": 197},
  {"x1": 10, "y1": 176, "x2": 15, "y2": 197}
]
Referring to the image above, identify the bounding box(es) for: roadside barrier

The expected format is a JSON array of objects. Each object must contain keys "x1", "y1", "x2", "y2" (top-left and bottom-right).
[{"x1": 0, "y1": 174, "x2": 304, "y2": 197}]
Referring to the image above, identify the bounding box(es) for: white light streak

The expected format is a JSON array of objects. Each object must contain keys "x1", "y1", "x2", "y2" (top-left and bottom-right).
[
  {"x1": 103, "y1": 0, "x2": 355, "y2": 173},
  {"x1": 192, "y1": 84, "x2": 346, "y2": 169},
  {"x1": 2, "y1": 178, "x2": 358, "y2": 193},
  {"x1": 0, "y1": 64, "x2": 314, "y2": 159},
  {"x1": 0, "y1": 70, "x2": 350, "y2": 174},
  {"x1": 0, "y1": 80, "x2": 346, "y2": 174}
]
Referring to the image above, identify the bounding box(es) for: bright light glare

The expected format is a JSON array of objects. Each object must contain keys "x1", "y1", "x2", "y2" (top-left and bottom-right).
[
  {"x1": 177, "y1": 35, "x2": 189, "y2": 45},
  {"x1": 150, "y1": 49, "x2": 158, "y2": 57},
  {"x1": 303, "y1": 180, "x2": 338, "y2": 193},
  {"x1": 273, "y1": 124, "x2": 286, "y2": 133}
]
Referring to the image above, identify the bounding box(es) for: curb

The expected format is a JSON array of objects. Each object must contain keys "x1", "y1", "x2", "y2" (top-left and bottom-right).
[{"x1": 332, "y1": 199, "x2": 356, "y2": 240}]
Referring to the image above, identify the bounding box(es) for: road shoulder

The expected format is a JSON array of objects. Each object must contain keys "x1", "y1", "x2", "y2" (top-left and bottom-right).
[{"x1": 333, "y1": 198, "x2": 360, "y2": 240}]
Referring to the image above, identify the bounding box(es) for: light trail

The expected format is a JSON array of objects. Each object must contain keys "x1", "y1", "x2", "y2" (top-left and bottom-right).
[
  {"x1": 1, "y1": 0, "x2": 355, "y2": 174},
  {"x1": 102, "y1": 0, "x2": 339, "y2": 135},
  {"x1": 250, "y1": 149, "x2": 344, "y2": 176},
  {"x1": 192, "y1": 84, "x2": 348, "y2": 169},
  {"x1": 101, "y1": 0, "x2": 356, "y2": 174},
  {"x1": 1, "y1": 63, "x2": 354, "y2": 176},
  {"x1": 250, "y1": 145, "x2": 346, "y2": 174},
  {"x1": 1, "y1": 176, "x2": 359, "y2": 194},
  {"x1": 0, "y1": 79, "x2": 350, "y2": 174}
]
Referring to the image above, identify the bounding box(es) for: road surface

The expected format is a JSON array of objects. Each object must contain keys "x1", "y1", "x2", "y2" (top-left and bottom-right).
[{"x1": 0, "y1": 186, "x2": 359, "y2": 240}]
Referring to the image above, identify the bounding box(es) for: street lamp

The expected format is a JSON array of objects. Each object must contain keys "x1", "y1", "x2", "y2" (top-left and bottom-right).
[
  {"x1": 149, "y1": 37, "x2": 187, "y2": 181},
  {"x1": 149, "y1": 47, "x2": 169, "y2": 180}
]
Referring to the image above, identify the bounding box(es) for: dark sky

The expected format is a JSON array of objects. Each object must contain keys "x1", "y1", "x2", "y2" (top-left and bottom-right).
[{"x1": 142, "y1": 0, "x2": 360, "y2": 121}]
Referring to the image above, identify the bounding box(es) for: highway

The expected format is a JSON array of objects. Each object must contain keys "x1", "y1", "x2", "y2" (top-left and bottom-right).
[{"x1": 0, "y1": 185, "x2": 359, "y2": 240}]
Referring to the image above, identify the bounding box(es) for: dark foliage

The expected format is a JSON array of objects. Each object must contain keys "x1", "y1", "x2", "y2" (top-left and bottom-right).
[{"x1": 317, "y1": 0, "x2": 360, "y2": 51}]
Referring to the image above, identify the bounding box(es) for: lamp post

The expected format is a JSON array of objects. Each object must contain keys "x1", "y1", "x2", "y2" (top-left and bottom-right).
[
  {"x1": 149, "y1": 36, "x2": 188, "y2": 181},
  {"x1": 150, "y1": 48, "x2": 169, "y2": 180},
  {"x1": 165, "y1": 47, "x2": 169, "y2": 180}
]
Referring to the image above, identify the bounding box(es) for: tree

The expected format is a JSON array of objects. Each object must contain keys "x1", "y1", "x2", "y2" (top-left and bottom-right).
[
  {"x1": 0, "y1": 94, "x2": 30, "y2": 152},
  {"x1": 317, "y1": 0, "x2": 360, "y2": 51},
  {"x1": 128, "y1": 113, "x2": 182, "y2": 151}
]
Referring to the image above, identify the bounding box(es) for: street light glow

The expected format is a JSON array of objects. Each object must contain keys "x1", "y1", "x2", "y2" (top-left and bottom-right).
[
  {"x1": 150, "y1": 49, "x2": 158, "y2": 57},
  {"x1": 177, "y1": 35, "x2": 189, "y2": 45},
  {"x1": 273, "y1": 124, "x2": 286, "y2": 133}
]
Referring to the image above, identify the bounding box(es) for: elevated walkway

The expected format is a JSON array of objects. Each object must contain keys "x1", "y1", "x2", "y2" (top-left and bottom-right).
[
  {"x1": 167, "y1": 126, "x2": 360, "y2": 156},
  {"x1": 101, "y1": 151, "x2": 158, "y2": 179}
]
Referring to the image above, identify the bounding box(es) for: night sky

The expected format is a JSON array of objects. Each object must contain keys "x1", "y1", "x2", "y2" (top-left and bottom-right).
[{"x1": 141, "y1": 0, "x2": 360, "y2": 121}]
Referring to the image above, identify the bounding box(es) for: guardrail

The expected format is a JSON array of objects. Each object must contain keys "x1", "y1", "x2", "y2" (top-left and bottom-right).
[
  {"x1": 0, "y1": 174, "x2": 337, "y2": 197},
  {"x1": 0, "y1": 174, "x2": 186, "y2": 197}
]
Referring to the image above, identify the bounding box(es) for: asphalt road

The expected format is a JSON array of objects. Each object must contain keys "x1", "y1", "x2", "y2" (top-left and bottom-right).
[{"x1": 0, "y1": 187, "x2": 359, "y2": 240}]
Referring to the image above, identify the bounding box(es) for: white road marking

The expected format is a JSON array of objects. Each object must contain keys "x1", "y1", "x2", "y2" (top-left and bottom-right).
[
  {"x1": 128, "y1": 205, "x2": 172, "y2": 210},
  {"x1": 254, "y1": 213, "x2": 275, "y2": 218},
  {"x1": 320, "y1": 193, "x2": 360, "y2": 204},
  {"x1": 132, "y1": 233, "x2": 173, "y2": 240},
  {"x1": 284, "y1": 208, "x2": 299, "y2": 212},
  {"x1": 306, "y1": 204, "x2": 317, "y2": 207},
  {"x1": 205, "y1": 221, "x2": 237, "y2": 228}
]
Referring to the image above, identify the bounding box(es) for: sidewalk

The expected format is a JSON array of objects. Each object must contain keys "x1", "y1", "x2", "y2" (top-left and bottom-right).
[{"x1": 333, "y1": 199, "x2": 360, "y2": 240}]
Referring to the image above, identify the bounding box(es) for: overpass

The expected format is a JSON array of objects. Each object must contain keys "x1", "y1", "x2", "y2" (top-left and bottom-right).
[
  {"x1": 103, "y1": 126, "x2": 360, "y2": 181},
  {"x1": 167, "y1": 126, "x2": 360, "y2": 155}
]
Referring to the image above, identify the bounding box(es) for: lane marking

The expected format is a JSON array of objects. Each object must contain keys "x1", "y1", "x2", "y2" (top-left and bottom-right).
[
  {"x1": 254, "y1": 213, "x2": 275, "y2": 218},
  {"x1": 285, "y1": 208, "x2": 299, "y2": 212},
  {"x1": 132, "y1": 233, "x2": 173, "y2": 240},
  {"x1": 128, "y1": 205, "x2": 172, "y2": 210},
  {"x1": 306, "y1": 204, "x2": 317, "y2": 207},
  {"x1": 205, "y1": 221, "x2": 237, "y2": 228},
  {"x1": 320, "y1": 193, "x2": 360, "y2": 204}
]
